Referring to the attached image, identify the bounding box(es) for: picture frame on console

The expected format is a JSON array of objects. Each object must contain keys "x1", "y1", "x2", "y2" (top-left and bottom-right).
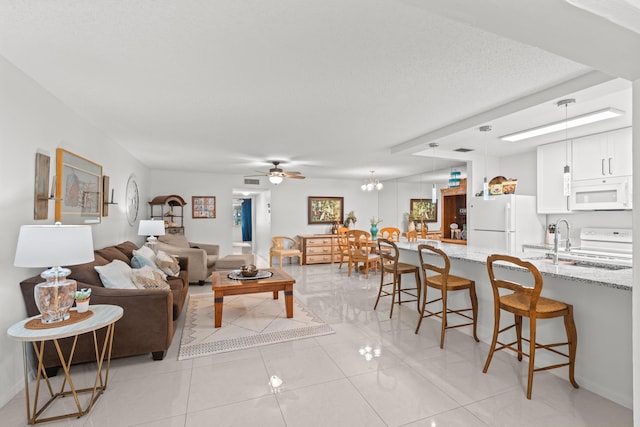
[
  {"x1": 308, "y1": 196, "x2": 344, "y2": 224},
  {"x1": 55, "y1": 148, "x2": 102, "y2": 225}
]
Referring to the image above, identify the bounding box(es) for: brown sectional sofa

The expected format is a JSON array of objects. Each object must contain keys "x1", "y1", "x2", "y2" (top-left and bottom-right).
[{"x1": 19, "y1": 241, "x2": 189, "y2": 374}]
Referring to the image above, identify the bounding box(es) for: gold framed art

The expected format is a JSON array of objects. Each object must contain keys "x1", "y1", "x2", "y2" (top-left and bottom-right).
[
  {"x1": 410, "y1": 198, "x2": 437, "y2": 222},
  {"x1": 308, "y1": 196, "x2": 343, "y2": 224},
  {"x1": 55, "y1": 148, "x2": 103, "y2": 224}
]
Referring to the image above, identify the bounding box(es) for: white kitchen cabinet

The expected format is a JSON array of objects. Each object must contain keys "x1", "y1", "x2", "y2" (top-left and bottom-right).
[
  {"x1": 537, "y1": 140, "x2": 572, "y2": 213},
  {"x1": 572, "y1": 127, "x2": 632, "y2": 181}
]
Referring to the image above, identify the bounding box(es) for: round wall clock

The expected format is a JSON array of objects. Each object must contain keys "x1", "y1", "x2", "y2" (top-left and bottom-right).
[{"x1": 125, "y1": 175, "x2": 139, "y2": 225}]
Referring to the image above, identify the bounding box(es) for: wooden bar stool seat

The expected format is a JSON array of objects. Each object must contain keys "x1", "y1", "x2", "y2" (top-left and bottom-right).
[
  {"x1": 374, "y1": 238, "x2": 420, "y2": 318},
  {"x1": 415, "y1": 244, "x2": 479, "y2": 348},
  {"x1": 483, "y1": 254, "x2": 579, "y2": 399}
]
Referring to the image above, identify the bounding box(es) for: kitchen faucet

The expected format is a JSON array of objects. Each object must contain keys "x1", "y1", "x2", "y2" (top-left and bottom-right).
[{"x1": 553, "y1": 218, "x2": 571, "y2": 265}]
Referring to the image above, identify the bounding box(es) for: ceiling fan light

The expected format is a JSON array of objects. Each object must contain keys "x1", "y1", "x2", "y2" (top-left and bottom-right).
[{"x1": 269, "y1": 175, "x2": 283, "y2": 185}]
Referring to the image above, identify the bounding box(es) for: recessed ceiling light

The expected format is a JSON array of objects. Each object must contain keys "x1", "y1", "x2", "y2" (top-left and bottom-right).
[{"x1": 500, "y1": 107, "x2": 623, "y2": 142}]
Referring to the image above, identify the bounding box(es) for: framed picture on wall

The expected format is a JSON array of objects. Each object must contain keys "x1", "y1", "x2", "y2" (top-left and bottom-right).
[
  {"x1": 308, "y1": 196, "x2": 344, "y2": 224},
  {"x1": 55, "y1": 148, "x2": 102, "y2": 224},
  {"x1": 410, "y1": 198, "x2": 437, "y2": 222},
  {"x1": 192, "y1": 196, "x2": 216, "y2": 218}
]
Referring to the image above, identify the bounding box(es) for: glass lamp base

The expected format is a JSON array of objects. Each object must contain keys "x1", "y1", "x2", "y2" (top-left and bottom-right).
[{"x1": 34, "y1": 279, "x2": 77, "y2": 324}]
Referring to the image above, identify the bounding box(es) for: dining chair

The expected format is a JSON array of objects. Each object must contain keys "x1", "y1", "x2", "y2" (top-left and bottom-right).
[
  {"x1": 406, "y1": 229, "x2": 418, "y2": 242},
  {"x1": 415, "y1": 244, "x2": 479, "y2": 348},
  {"x1": 336, "y1": 227, "x2": 351, "y2": 269},
  {"x1": 374, "y1": 238, "x2": 421, "y2": 318},
  {"x1": 483, "y1": 254, "x2": 579, "y2": 399},
  {"x1": 347, "y1": 230, "x2": 379, "y2": 278},
  {"x1": 378, "y1": 227, "x2": 401, "y2": 242}
]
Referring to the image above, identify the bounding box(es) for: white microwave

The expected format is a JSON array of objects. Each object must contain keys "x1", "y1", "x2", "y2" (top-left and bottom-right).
[{"x1": 571, "y1": 176, "x2": 632, "y2": 210}]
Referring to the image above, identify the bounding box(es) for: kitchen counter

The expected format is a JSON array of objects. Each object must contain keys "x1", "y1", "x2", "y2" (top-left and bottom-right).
[
  {"x1": 396, "y1": 240, "x2": 632, "y2": 291},
  {"x1": 396, "y1": 239, "x2": 632, "y2": 408}
]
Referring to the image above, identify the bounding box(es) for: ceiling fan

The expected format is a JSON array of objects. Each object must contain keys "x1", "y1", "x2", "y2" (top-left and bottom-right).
[{"x1": 245, "y1": 161, "x2": 306, "y2": 184}]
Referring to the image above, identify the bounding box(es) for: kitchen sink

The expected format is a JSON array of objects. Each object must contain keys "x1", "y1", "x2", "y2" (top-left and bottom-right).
[{"x1": 531, "y1": 256, "x2": 631, "y2": 270}]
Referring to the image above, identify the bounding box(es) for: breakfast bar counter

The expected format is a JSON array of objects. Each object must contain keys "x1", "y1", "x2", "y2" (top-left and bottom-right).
[{"x1": 396, "y1": 239, "x2": 632, "y2": 408}]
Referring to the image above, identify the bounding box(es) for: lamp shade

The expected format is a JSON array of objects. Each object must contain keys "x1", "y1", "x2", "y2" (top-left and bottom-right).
[
  {"x1": 14, "y1": 224, "x2": 95, "y2": 268},
  {"x1": 138, "y1": 220, "x2": 166, "y2": 237}
]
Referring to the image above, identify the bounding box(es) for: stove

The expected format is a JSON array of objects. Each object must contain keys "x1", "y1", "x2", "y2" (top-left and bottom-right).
[{"x1": 558, "y1": 227, "x2": 632, "y2": 268}]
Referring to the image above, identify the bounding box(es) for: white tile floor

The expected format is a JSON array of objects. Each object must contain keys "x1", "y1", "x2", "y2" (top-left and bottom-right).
[{"x1": 1, "y1": 261, "x2": 633, "y2": 426}]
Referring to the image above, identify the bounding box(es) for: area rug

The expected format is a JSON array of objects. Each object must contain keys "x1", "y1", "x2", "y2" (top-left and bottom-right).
[{"x1": 178, "y1": 292, "x2": 335, "y2": 360}]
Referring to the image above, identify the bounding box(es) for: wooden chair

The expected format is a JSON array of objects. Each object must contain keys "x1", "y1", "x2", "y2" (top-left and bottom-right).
[
  {"x1": 347, "y1": 230, "x2": 379, "y2": 278},
  {"x1": 406, "y1": 230, "x2": 418, "y2": 242},
  {"x1": 269, "y1": 236, "x2": 302, "y2": 269},
  {"x1": 415, "y1": 244, "x2": 479, "y2": 348},
  {"x1": 483, "y1": 254, "x2": 579, "y2": 399},
  {"x1": 374, "y1": 238, "x2": 421, "y2": 318},
  {"x1": 336, "y1": 227, "x2": 351, "y2": 269},
  {"x1": 378, "y1": 227, "x2": 401, "y2": 242}
]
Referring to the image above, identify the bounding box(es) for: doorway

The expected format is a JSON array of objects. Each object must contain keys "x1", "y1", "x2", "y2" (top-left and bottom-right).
[
  {"x1": 232, "y1": 188, "x2": 271, "y2": 264},
  {"x1": 232, "y1": 197, "x2": 253, "y2": 255}
]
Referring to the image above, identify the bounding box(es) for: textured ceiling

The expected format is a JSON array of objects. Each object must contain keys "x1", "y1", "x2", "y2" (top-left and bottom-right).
[{"x1": 0, "y1": 0, "x2": 635, "y2": 182}]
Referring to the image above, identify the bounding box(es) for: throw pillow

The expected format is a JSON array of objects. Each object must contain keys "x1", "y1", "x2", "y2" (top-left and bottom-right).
[
  {"x1": 131, "y1": 266, "x2": 170, "y2": 290},
  {"x1": 155, "y1": 250, "x2": 180, "y2": 277},
  {"x1": 131, "y1": 250, "x2": 168, "y2": 279},
  {"x1": 94, "y1": 259, "x2": 136, "y2": 289},
  {"x1": 135, "y1": 245, "x2": 156, "y2": 260}
]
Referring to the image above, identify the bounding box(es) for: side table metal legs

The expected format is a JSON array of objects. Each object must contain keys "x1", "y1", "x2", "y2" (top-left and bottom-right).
[{"x1": 23, "y1": 322, "x2": 116, "y2": 424}]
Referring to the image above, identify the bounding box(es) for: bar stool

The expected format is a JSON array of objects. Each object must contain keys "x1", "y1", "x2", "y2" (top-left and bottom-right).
[
  {"x1": 374, "y1": 238, "x2": 420, "y2": 318},
  {"x1": 415, "y1": 244, "x2": 479, "y2": 348},
  {"x1": 483, "y1": 254, "x2": 579, "y2": 399}
]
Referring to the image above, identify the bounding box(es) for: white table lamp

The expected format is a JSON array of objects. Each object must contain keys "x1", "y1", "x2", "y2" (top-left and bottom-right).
[
  {"x1": 138, "y1": 219, "x2": 165, "y2": 253},
  {"x1": 14, "y1": 223, "x2": 94, "y2": 323}
]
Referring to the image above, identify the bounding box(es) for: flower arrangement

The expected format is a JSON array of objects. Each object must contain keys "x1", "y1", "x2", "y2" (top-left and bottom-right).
[
  {"x1": 75, "y1": 288, "x2": 92, "y2": 302},
  {"x1": 344, "y1": 211, "x2": 357, "y2": 228},
  {"x1": 370, "y1": 217, "x2": 383, "y2": 226}
]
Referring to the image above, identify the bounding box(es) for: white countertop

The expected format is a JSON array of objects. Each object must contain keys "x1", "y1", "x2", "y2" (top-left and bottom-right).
[{"x1": 396, "y1": 239, "x2": 632, "y2": 291}]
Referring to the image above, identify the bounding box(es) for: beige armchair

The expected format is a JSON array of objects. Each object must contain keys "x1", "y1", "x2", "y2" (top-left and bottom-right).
[
  {"x1": 270, "y1": 236, "x2": 302, "y2": 269},
  {"x1": 157, "y1": 234, "x2": 219, "y2": 284}
]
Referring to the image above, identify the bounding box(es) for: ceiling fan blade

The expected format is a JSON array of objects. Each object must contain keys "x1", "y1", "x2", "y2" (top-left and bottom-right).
[
  {"x1": 286, "y1": 175, "x2": 306, "y2": 179},
  {"x1": 284, "y1": 171, "x2": 301, "y2": 175}
]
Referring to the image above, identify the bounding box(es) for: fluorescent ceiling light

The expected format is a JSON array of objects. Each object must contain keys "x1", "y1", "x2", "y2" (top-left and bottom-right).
[{"x1": 500, "y1": 108, "x2": 623, "y2": 142}]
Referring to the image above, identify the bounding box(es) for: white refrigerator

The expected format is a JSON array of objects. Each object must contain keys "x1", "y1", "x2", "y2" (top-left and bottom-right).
[{"x1": 467, "y1": 194, "x2": 544, "y2": 253}]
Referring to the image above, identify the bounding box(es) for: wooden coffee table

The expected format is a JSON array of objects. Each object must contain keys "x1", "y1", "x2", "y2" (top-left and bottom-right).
[{"x1": 211, "y1": 268, "x2": 296, "y2": 328}]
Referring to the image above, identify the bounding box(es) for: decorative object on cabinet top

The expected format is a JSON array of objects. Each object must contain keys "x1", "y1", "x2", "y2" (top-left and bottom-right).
[{"x1": 149, "y1": 195, "x2": 186, "y2": 234}]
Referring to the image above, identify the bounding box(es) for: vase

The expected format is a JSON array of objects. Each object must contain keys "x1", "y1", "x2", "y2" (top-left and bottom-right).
[
  {"x1": 370, "y1": 224, "x2": 378, "y2": 240},
  {"x1": 34, "y1": 278, "x2": 77, "y2": 323},
  {"x1": 75, "y1": 299, "x2": 90, "y2": 313}
]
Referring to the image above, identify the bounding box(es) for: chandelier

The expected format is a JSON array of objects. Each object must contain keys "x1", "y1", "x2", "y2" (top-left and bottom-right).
[{"x1": 361, "y1": 170, "x2": 383, "y2": 191}]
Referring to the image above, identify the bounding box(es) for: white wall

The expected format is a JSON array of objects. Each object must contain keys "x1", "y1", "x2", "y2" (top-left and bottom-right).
[
  {"x1": 0, "y1": 55, "x2": 149, "y2": 407},
  {"x1": 149, "y1": 171, "x2": 379, "y2": 260}
]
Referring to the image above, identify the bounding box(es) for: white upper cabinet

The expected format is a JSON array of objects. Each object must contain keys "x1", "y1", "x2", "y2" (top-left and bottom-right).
[
  {"x1": 537, "y1": 140, "x2": 572, "y2": 214},
  {"x1": 572, "y1": 127, "x2": 632, "y2": 181}
]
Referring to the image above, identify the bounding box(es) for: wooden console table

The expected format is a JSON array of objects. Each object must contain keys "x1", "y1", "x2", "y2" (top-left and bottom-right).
[{"x1": 298, "y1": 234, "x2": 339, "y2": 265}]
